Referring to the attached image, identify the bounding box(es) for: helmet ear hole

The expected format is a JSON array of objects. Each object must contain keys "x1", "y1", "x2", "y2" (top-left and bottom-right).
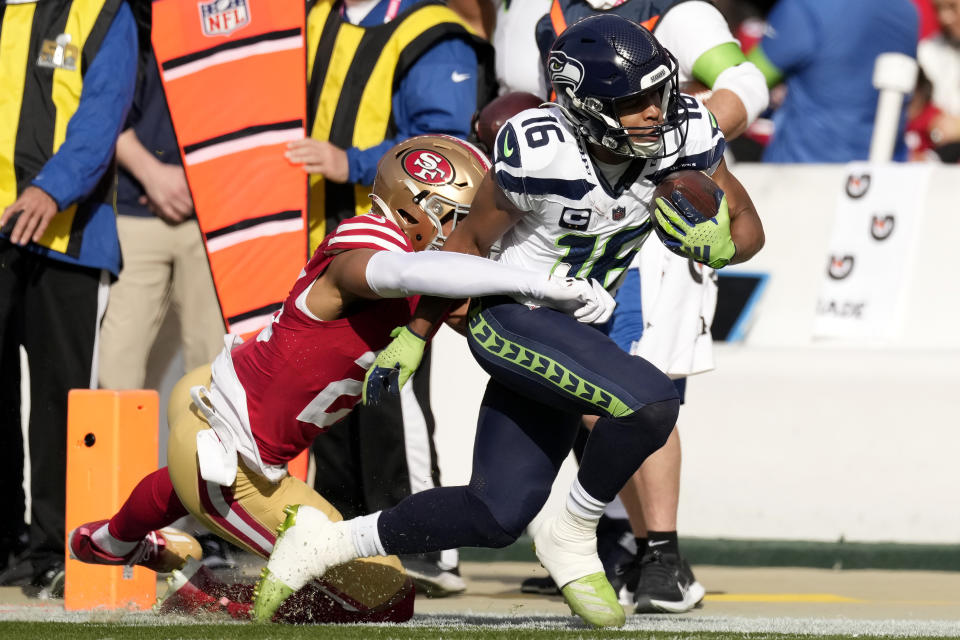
[{"x1": 396, "y1": 209, "x2": 418, "y2": 225}]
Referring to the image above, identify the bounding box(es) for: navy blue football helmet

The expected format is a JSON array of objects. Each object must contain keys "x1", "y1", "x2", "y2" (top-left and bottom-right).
[{"x1": 547, "y1": 14, "x2": 688, "y2": 158}]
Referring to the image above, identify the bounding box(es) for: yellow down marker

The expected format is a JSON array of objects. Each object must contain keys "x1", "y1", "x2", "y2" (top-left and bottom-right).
[{"x1": 705, "y1": 594, "x2": 867, "y2": 603}]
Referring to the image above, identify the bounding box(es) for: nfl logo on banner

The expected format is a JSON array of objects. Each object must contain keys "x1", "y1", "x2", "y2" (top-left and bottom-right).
[{"x1": 199, "y1": 0, "x2": 250, "y2": 37}]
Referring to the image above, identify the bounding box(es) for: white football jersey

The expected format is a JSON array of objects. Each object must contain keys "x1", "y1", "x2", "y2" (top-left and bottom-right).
[{"x1": 492, "y1": 99, "x2": 724, "y2": 291}]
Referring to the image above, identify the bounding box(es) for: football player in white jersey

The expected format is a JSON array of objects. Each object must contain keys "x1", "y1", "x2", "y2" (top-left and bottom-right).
[
  {"x1": 531, "y1": 0, "x2": 770, "y2": 614},
  {"x1": 252, "y1": 15, "x2": 763, "y2": 628}
]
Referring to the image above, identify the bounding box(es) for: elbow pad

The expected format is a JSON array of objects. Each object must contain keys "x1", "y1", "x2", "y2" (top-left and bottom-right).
[{"x1": 712, "y1": 62, "x2": 770, "y2": 126}]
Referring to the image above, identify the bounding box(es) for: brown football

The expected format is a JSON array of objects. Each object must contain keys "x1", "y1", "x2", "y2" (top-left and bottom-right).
[
  {"x1": 651, "y1": 170, "x2": 722, "y2": 220},
  {"x1": 679, "y1": 80, "x2": 712, "y2": 99},
  {"x1": 474, "y1": 91, "x2": 544, "y2": 154}
]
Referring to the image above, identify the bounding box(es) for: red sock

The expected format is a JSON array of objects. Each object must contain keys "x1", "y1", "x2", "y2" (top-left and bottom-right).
[{"x1": 107, "y1": 467, "x2": 189, "y2": 542}]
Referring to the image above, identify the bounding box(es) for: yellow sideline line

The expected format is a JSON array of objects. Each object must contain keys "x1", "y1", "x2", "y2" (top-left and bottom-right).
[{"x1": 705, "y1": 593, "x2": 867, "y2": 603}]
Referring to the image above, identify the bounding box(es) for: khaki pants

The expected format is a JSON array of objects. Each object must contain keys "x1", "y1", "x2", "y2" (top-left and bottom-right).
[
  {"x1": 167, "y1": 366, "x2": 406, "y2": 609},
  {"x1": 99, "y1": 216, "x2": 224, "y2": 390}
]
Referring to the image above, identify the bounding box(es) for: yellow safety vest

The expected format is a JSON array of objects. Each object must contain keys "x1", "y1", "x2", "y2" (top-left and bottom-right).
[
  {"x1": 0, "y1": 0, "x2": 121, "y2": 258},
  {"x1": 306, "y1": 0, "x2": 491, "y2": 251}
]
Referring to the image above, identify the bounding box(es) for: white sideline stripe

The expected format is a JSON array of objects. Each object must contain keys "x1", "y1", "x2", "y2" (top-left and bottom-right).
[
  {"x1": 203, "y1": 480, "x2": 274, "y2": 554},
  {"x1": 185, "y1": 128, "x2": 303, "y2": 166},
  {"x1": 229, "y1": 313, "x2": 277, "y2": 337},
  {"x1": 335, "y1": 220, "x2": 408, "y2": 245},
  {"x1": 327, "y1": 234, "x2": 407, "y2": 252},
  {"x1": 162, "y1": 36, "x2": 303, "y2": 81},
  {"x1": 206, "y1": 218, "x2": 304, "y2": 253}
]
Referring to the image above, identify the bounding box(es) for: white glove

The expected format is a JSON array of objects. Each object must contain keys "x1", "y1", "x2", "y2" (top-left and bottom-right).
[{"x1": 543, "y1": 275, "x2": 616, "y2": 324}]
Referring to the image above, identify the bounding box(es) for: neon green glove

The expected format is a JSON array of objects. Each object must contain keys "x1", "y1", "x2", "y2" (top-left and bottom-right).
[
  {"x1": 362, "y1": 326, "x2": 427, "y2": 406},
  {"x1": 653, "y1": 189, "x2": 735, "y2": 269}
]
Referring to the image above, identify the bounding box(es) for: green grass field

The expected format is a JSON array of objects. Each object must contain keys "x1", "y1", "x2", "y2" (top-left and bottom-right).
[{"x1": 0, "y1": 623, "x2": 953, "y2": 640}]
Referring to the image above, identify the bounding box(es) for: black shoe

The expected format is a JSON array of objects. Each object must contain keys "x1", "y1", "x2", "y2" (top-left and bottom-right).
[
  {"x1": 0, "y1": 527, "x2": 30, "y2": 574},
  {"x1": 610, "y1": 553, "x2": 641, "y2": 605},
  {"x1": 31, "y1": 560, "x2": 64, "y2": 599},
  {"x1": 519, "y1": 575, "x2": 560, "y2": 595},
  {"x1": 0, "y1": 552, "x2": 34, "y2": 587},
  {"x1": 196, "y1": 534, "x2": 236, "y2": 571},
  {"x1": 633, "y1": 549, "x2": 705, "y2": 614}
]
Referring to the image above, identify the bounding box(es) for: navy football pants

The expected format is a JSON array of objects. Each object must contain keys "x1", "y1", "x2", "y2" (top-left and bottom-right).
[{"x1": 378, "y1": 298, "x2": 679, "y2": 552}]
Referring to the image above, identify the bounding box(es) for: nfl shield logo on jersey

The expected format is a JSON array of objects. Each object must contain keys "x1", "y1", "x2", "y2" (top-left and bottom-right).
[
  {"x1": 199, "y1": 0, "x2": 251, "y2": 37},
  {"x1": 612, "y1": 206, "x2": 626, "y2": 221}
]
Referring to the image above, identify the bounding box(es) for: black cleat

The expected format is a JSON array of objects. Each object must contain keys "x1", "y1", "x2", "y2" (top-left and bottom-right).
[
  {"x1": 519, "y1": 575, "x2": 560, "y2": 595},
  {"x1": 633, "y1": 549, "x2": 705, "y2": 614}
]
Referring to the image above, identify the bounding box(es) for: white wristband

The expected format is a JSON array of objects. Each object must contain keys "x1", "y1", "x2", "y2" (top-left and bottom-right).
[{"x1": 712, "y1": 62, "x2": 770, "y2": 126}]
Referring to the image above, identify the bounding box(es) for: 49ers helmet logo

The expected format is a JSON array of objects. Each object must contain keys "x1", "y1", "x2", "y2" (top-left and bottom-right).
[{"x1": 402, "y1": 150, "x2": 455, "y2": 185}]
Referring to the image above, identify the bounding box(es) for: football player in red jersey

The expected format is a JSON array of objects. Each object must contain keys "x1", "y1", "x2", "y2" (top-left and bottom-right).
[{"x1": 67, "y1": 134, "x2": 615, "y2": 622}]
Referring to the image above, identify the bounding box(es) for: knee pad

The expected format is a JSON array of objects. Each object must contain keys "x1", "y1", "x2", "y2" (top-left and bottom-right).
[{"x1": 618, "y1": 397, "x2": 680, "y2": 452}]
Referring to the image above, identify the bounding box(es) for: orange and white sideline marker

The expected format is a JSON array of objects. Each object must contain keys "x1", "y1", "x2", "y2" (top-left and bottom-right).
[{"x1": 65, "y1": 390, "x2": 159, "y2": 611}]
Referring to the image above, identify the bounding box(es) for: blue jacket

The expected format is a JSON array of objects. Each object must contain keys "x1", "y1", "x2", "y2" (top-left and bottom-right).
[
  {"x1": 345, "y1": 0, "x2": 478, "y2": 185},
  {"x1": 25, "y1": 2, "x2": 137, "y2": 274},
  {"x1": 760, "y1": 0, "x2": 918, "y2": 163}
]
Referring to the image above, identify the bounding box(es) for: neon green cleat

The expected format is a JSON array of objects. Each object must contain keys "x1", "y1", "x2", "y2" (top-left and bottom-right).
[
  {"x1": 560, "y1": 571, "x2": 626, "y2": 628},
  {"x1": 533, "y1": 505, "x2": 625, "y2": 628},
  {"x1": 251, "y1": 566, "x2": 295, "y2": 622},
  {"x1": 251, "y1": 505, "x2": 301, "y2": 622},
  {"x1": 251, "y1": 504, "x2": 358, "y2": 622}
]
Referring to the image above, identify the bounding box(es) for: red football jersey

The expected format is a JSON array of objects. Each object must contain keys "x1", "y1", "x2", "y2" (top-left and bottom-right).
[{"x1": 229, "y1": 214, "x2": 417, "y2": 465}]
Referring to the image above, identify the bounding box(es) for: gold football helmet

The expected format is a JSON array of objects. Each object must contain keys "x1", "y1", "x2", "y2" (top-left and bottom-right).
[{"x1": 370, "y1": 134, "x2": 491, "y2": 251}]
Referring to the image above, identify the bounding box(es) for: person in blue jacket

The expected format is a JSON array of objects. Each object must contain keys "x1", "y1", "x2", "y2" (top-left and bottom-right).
[
  {"x1": 0, "y1": 0, "x2": 136, "y2": 595},
  {"x1": 748, "y1": 0, "x2": 919, "y2": 162}
]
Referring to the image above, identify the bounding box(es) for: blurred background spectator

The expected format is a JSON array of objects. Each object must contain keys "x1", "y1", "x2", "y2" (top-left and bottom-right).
[
  {"x1": 746, "y1": 0, "x2": 919, "y2": 163},
  {"x1": 99, "y1": 48, "x2": 224, "y2": 406},
  {"x1": 909, "y1": 0, "x2": 960, "y2": 161},
  {"x1": 0, "y1": 0, "x2": 136, "y2": 595}
]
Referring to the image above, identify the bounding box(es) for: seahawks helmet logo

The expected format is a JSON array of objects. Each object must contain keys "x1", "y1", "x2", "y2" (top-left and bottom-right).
[{"x1": 548, "y1": 51, "x2": 584, "y2": 91}]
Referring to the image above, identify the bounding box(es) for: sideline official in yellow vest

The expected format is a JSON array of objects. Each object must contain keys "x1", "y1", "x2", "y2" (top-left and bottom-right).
[
  {"x1": 285, "y1": 0, "x2": 495, "y2": 252},
  {"x1": 0, "y1": 0, "x2": 136, "y2": 593}
]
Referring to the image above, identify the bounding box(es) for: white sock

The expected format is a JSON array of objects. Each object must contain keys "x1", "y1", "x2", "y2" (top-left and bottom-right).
[
  {"x1": 566, "y1": 478, "x2": 606, "y2": 522},
  {"x1": 91, "y1": 522, "x2": 139, "y2": 557},
  {"x1": 349, "y1": 512, "x2": 386, "y2": 557}
]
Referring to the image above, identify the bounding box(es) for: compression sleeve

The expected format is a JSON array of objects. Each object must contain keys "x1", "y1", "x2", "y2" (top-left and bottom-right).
[{"x1": 366, "y1": 250, "x2": 566, "y2": 304}]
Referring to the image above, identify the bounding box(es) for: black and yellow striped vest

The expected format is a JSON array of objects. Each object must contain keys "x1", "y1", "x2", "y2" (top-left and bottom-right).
[
  {"x1": 306, "y1": 0, "x2": 494, "y2": 251},
  {"x1": 0, "y1": 0, "x2": 121, "y2": 258}
]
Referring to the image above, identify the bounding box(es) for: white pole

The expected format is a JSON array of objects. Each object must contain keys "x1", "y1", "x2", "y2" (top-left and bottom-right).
[{"x1": 869, "y1": 52, "x2": 919, "y2": 163}]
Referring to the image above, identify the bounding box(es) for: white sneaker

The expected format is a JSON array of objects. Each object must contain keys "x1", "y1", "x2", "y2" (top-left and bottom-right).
[
  {"x1": 401, "y1": 554, "x2": 466, "y2": 597},
  {"x1": 533, "y1": 509, "x2": 625, "y2": 628},
  {"x1": 251, "y1": 505, "x2": 355, "y2": 622}
]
